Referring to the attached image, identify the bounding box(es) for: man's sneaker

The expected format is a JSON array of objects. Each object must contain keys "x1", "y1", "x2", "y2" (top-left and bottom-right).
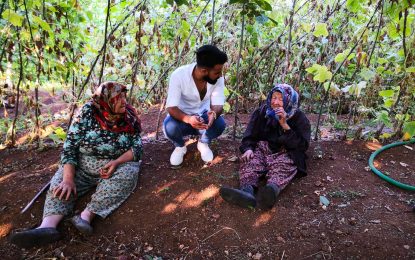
[
  {"x1": 197, "y1": 141, "x2": 214, "y2": 163},
  {"x1": 170, "y1": 146, "x2": 187, "y2": 166}
]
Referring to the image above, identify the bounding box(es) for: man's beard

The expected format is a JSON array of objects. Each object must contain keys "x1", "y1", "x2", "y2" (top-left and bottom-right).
[{"x1": 203, "y1": 75, "x2": 218, "y2": 85}]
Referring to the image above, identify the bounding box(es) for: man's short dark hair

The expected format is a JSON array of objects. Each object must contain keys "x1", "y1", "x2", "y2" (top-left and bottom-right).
[{"x1": 196, "y1": 45, "x2": 228, "y2": 68}]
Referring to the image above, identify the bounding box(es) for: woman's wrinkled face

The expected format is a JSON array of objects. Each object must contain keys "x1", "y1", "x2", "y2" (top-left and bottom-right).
[
  {"x1": 271, "y1": 91, "x2": 283, "y2": 110},
  {"x1": 113, "y1": 92, "x2": 127, "y2": 114}
]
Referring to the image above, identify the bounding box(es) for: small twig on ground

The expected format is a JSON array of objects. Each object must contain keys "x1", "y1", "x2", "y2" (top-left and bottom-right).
[
  {"x1": 301, "y1": 251, "x2": 324, "y2": 259},
  {"x1": 201, "y1": 226, "x2": 241, "y2": 243},
  {"x1": 70, "y1": 238, "x2": 96, "y2": 247},
  {"x1": 281, "y1": 250, "x2": 285, "y2": 260},
  {"x1": 172, "y1": 219, "x2": 189, "y2": 228}
]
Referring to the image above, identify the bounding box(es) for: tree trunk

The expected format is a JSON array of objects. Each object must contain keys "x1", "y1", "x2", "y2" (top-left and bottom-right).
[
  {"x1": 98, "y1": 0, "x2": 111, "y2": 86},
  {"x1": 232, "y1": 4, "x2": 245, "y2": 140}
]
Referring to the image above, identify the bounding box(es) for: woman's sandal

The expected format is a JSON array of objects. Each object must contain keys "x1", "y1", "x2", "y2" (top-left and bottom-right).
[{"x1": 70, "y1": 215, "x2": 93, "y2": 235}]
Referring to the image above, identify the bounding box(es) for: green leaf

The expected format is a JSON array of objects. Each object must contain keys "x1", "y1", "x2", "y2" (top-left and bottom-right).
[
  {"x1": 306, "y1": 64, "x2": 332, "y2": 83},
  {"x1": 341, "y1": 81, "x2": 367, "y2": 97},
  {"x1": 301, "y1": 23, "x2": 312, "y2": 33},
  {"x1": 54, "y1": 127, "x2": 67, "y2": 140},
  {"x1": 347, "y1": 53, "x2": 356, "y2": 60},
  {"x1": 334, "y1": 53, "x2": 346, "y2": 63},
  {"x1": 267, "y1": 16, "x2": 278, "y2": 26},
  {"x1": 313, "y1": 23, "x2": 328, "y2": 37},
  {"x1": 305, "y1": 65, "x2": 317, "y2": 74},
  {"x1": 46, "y1": 3, "x2": 57, "y2": 12},
  {"x1": 223, "y1": 102, "x2": 231, "y2": 113},
  {"x1": 380, "y1": 133, "x2": 392, "y2": 140},
  {"x1": 31, "y1": 0, "x2": 42, "y2": 8},
  {"x1": 384, "y1": 98, "x2": 394, "y2": 108},
  {"x1": 253, "y1": 0, "x2": 272, "y2": 11},
  {"x1": 346, "y1": 0, "x2": 362, "y2": 13},
  {"x1": 403, "y1": 121, "x2": 415, "y2": 137},
  {"x1": 167, "y1": 0, "x2": 189, "y2": 6},
  {"x1": 397, "y1": 48, "x2": 405, "y2": 58},
  {"x1": 359, "y1": 68, "x2": 375, "y2": 81},
  {"x1": 355, "y1": 81, "x2": 367, "y2": 97},
  {"x1": 335, "y1": 49, "x2": 354, "y2": 63},
  {"x1": 379, "y1": 90, "x2": 394, "y2": 98},
  {"x1": 323, "y1": 82, "x2": 340, "y2": 95},
  {"x1": 69, "y1": 0, "x2": 77, "y2": 7},
  {"x1": 48, "y1": 134, "x2": 62, "y2": 144},
  {"x1": 376, "y1": 66, "x2": 385, "y2": 74},
  {"x1": 32, "y1": 15, "x2": 54, "y2": 37},
  {"x1": 377, "y1": 58, "x2": 388, "y2": 65},
  {"x1": 229, "y1": 0, "x2": 245, "y2": 4},
  {"x1": 377, "y1": 111, "x2": 392, "y2": 127},
  {"x1": 223, "y1": 87, "x2": 230, "y2": 97},
  {"x1": 2, "y1": 9, "x2": 24, "y2": 27},
  {"x1": 386, "y1": 22, "x2": 400, "y2": 39},
  {"x1": 406, "y1": 67, "x2": 415, "y2": 73},
  {"x1": 86, "y1": 11, "x2": 93, "y2": 20}
]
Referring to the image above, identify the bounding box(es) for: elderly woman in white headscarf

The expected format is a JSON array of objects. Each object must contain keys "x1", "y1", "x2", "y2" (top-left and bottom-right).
[{"x1": 220, "y1": 84, "x2": 311, "y2": 210}]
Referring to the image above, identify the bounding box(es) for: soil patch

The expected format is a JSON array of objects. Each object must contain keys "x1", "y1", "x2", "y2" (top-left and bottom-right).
[{"x1": 0, "y1": 109, "x2": 414, "y2": 259}]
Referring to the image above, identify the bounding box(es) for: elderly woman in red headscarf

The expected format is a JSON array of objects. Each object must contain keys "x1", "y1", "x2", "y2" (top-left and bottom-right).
[{"x1": 11, "y1": 82, "x2": 143, "y2": 248}]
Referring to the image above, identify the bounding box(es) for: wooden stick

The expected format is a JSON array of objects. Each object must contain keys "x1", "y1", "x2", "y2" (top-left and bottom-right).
[{"x1": 20, "y1": 181, "x2": 51, "y2": 214}]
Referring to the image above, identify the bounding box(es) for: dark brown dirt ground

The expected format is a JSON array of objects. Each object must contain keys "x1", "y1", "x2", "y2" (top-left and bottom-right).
[{"x1": 0, "y1": 106, "x2": 414, "y2": 259}]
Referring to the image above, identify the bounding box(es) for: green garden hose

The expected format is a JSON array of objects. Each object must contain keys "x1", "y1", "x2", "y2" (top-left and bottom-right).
[{"x1": 368, "y1": 138, "x2": 415, "y2": 191}]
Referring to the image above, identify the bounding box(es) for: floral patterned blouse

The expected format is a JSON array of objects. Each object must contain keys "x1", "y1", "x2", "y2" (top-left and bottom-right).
[{"x1": 61, "y1": 103, "x2": 143, "y2": 166}]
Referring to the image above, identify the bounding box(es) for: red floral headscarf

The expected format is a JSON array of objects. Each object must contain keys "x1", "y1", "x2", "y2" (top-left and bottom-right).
[{"x1": 91, "y1": 81, "x2": 141, "y2": 134}]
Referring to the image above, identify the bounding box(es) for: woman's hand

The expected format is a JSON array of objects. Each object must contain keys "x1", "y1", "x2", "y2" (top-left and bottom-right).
[
  {"x1": 275, "y1": 108, "x2": 290, "y2": 130},
  {"x1": 241, "y1": 149, "x2": 254, "y2": 162},
  {"x1": 53, "y1": 180, "x2": 77, "y2": 201},
  {"x1": 100, "y1": 160, "x2": 119, "y2": 179}
]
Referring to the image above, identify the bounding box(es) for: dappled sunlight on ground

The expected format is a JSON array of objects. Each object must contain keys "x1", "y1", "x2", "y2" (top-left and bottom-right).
[
  {"x1": 162, "y1": 203, "x2": 178, "y2": 214},
  {"x1": 0, "y1": 171, "x2": 18, "y2": 184},
  {"x1": 47, "y1": 163, "x2": 59, "y2": 170},
  {"x1": 345, "y1": 140, "x2": 353, "y2": 145},
  {"x1": 253, "y1": 212, "x2": 273, "y2": 227},
  {"x1": 182, "y1": 185, "x2": 219, "y2": 208},
  {"x1": 0, "y1": 223, "x2": 12, "y2": 238},
  {"x1": 11, "y1": 120, "x2": 63, "y2": 146},
  {"x1": 16, "y1": 133, "x2": 31, "y2": 145},
  {"x1": 156, "y1": 181, "x2": 178, "y2": 194},
  {"x1": 174, "y1": 190, "x2": 192, "y2": 203},
  {"x1": 365, "y1": 141, "x2": 382, "y2": 151},
  {"x1": 160, "y1": 185, "x2": 220, "y2": 214},
  {"x1": 373, "y1": 160, "x2": 383, "y2": 168},
  {"x1": 160, "y1": 190, "x2": 192, "y2": 214},
  {"x1": 208, "y1": 155, "x2": 224, "y2": 166},
  {"x1": 144, "y1": 131, "x2": 157, "y2": 139}
]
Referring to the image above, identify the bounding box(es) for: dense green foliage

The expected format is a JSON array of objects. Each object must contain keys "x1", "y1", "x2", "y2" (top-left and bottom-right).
[{"x1": 0, "y1": 0, "x2": 414, "y2": 146}]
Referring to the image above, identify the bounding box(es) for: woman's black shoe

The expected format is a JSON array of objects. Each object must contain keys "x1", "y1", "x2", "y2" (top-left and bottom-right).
[
  {"x1": 258, "y1": 184, "x2": 280, "y2": 210},
  {"x1": 219, "y1": 186, "x2": 256, "y2": 208},
  {"x1": 10, "y1": 227, "x2": 61, "y2": 248}
]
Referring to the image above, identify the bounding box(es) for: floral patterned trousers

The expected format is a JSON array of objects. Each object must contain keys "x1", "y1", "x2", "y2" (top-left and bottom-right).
[
  {"x1": 239, "y1": 141, "x2": 297, "y2": 190},
  {"x1": 43, "y1": 155, "x2": 140, "y2": 219}
]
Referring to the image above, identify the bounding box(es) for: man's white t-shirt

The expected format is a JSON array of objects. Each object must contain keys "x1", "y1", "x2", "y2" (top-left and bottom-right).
[{"x1": 166, "y1": 63, "x2": 225, "y2": 115}]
